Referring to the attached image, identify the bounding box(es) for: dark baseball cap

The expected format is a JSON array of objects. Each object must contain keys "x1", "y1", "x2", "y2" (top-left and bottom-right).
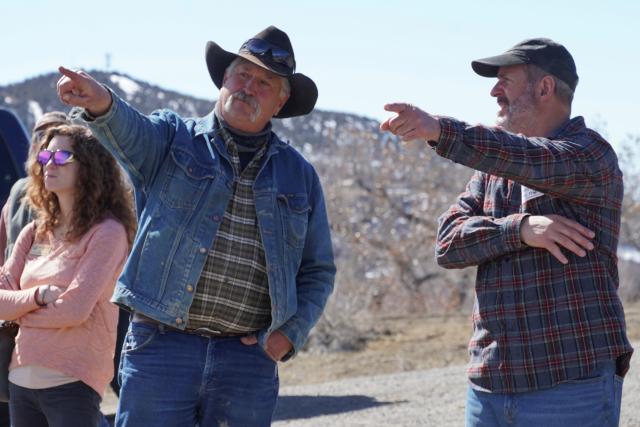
[{"x1": 471, "y1": 38, "x2": 578, "y2": 91}]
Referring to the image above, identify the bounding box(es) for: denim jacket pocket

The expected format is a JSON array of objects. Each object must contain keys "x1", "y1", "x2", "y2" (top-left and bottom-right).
[
  {"x1": 160, "y1": 145, "x2": 218, "y2": 210},
  {"x1": 277, "y1": 193, "x2": 311, "y2": 249}
]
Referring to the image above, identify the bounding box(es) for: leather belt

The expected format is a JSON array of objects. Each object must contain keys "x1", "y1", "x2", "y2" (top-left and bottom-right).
[{"x1": 132, "y1": 313, "x2": 247, "y2": 339}]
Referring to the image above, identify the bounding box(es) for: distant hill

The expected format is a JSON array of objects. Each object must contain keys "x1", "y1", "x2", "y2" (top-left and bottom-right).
[{"x1": 0, "y1": 70, "x2": 377, "y2": 147}]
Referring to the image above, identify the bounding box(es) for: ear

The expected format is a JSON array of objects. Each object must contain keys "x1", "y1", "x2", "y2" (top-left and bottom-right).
[
  {"x1": 276, "y1": 96, "x2": 289, "y2": 115},
  {"x1": 538, "y1": 75, "x2": 555, "y2": 100},
  {"x1": 275, "y1": 85, "x2": 290, "y2": 115}
]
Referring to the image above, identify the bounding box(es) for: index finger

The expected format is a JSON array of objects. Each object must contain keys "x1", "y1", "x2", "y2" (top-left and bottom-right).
[
  {"x1": 383, "y1": 103, "x2": 409, "y2": 113},
  {"x1": 58, "y1": 66, "x2": 84, "y2": 82}
]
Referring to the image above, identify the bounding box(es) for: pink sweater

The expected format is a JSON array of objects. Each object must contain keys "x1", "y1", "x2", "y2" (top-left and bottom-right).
[{"x1": 0, "y1": 219, "x2": 128, "y2": 397}]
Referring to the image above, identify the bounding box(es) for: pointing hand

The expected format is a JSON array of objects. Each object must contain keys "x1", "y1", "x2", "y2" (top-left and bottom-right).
[
  {"x1": 57, "y1": 66, "x2": 112, "y2": 117},
  {"x1": 380, "y1": 102, "x2": 441, "y2": 142}
]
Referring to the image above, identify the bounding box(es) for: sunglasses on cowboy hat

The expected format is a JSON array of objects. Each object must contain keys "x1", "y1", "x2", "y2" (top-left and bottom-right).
[{"x1": 205, "y1": 26, "x2": 317, "y2": 118}]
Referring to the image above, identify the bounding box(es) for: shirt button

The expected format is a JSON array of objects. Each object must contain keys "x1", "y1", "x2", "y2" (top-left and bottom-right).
[
  {"x1": 199, "y1": 247, "x2": 207, "y2": 254},
  {"x1": 186, "y1": 285, "x2": 194, "y2": 293},
  {"x1": 175, "y1": 318, "x2": 183, "y2": 325}
]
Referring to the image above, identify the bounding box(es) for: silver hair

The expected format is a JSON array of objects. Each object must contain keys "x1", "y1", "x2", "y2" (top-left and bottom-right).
[
  {"x1": 526, "y1": 64, "x2": 576, "y2": 105},
  {"x1": 226, "y1": 57, "x2": 290, "y2": 100}
]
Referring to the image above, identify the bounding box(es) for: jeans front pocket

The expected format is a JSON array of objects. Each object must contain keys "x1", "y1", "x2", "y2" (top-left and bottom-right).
[{"x1": 122, "y1": 321, "x2": 158, "y2": 354}]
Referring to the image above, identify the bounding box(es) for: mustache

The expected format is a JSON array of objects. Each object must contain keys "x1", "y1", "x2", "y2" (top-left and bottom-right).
[
  {"x1": 497, "y1": 96, "x2": 509, "y2": 106},
  {"x1": 230, "y1": 91, "x2": 259, "y2": 110},
  {"x1": 224, "y1": 90, "x2": 262, "y2": 123}
]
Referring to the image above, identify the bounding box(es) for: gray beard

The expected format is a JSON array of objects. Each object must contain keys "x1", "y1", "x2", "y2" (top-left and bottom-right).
[{"x1": 496, "y1": 89, "x2": 537, "y2": 134}]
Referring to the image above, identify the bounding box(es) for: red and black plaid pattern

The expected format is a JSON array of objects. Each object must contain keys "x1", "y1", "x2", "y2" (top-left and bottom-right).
[{"x1": 435, "y1": 116, "x2": 633, "y2": 393}]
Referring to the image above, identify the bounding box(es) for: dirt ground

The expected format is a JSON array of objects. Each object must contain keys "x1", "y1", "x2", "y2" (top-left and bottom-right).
[
  {"x1": 102, "y1": 302, "x2": 640, "y2": 417},
  {"x1": 279, "y1": 301, "x2": 640, "y2": 387},
  {"x1": 102, "y1": 312, "x2": 474, "y2": 416}
]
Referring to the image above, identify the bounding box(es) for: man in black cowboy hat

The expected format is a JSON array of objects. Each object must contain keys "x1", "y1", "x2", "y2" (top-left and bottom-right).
[
  {"x1": 381, "y1": 38, "x2": 632, "y2": 426},
  {"x1": 56, "y1": 26, "x2": 335, "y2": 427}
]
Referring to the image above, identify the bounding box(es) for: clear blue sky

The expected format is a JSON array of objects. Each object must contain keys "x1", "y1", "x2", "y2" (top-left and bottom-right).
[{"x1": 2, "y1": 0, "x2": 638, "y2": 146}]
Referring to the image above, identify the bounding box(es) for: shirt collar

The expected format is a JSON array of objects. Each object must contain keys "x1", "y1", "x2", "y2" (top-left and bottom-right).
[{"x1": 548, "y1": 116, "x2": 585, "y2": 139}]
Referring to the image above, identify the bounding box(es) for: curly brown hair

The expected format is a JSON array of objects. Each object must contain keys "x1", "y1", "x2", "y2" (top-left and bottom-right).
[{"x1": 27, "y1": 125, "x2": 136, "y2": 244}]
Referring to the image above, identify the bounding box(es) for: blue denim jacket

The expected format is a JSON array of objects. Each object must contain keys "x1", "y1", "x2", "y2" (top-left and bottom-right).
[{"x1": 78, "y1": 93, "x2": 335, "y2": 357}]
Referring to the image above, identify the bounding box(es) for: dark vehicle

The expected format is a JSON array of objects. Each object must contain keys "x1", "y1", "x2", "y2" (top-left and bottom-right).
[{"x1": 0, "y1": 108, "x2": 29, "y2": 205}]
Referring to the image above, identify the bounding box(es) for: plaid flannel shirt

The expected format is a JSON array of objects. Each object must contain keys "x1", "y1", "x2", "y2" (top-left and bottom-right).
[
  {"x1": 187, "y1": 120, "x2": 272, "y2": 333},
  {"x1": 435, "y1": 116, "x2": 633, "y2": 393}
]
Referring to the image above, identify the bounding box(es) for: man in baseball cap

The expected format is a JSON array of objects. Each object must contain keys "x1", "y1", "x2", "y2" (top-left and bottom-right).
[{"x1": 381, "y1": 38, "x2": 631, "y2": 426}]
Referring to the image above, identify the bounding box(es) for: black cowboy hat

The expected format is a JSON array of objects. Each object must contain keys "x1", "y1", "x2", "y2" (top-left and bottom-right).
[{"x1": 205, "y1": 26, "x2": 318, "y2": 118}]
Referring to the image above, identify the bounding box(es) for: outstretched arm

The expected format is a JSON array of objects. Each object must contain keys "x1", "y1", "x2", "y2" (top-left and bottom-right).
[
  {"x1": 56, "y1": 66, "x2": 180, "y2": 197},
  {"x1": 381, "y1": 103, "x2": 621, "y2": 207}
]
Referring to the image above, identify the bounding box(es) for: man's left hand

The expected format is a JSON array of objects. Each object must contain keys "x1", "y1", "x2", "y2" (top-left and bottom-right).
[
  {"x1": 380, "y1": 103, "x2": 441, "y2": 142},
  {"x1": 240, "y1": 330, "x2": 293, "y2": 362}
]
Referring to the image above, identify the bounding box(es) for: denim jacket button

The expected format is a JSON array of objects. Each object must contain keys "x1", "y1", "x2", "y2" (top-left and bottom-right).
[
  {"x1": 199, "y1": 247, "x2": 207, "y2": 254},
  {"x1": 175, "y1": 318, "x2": 183, "y2": 325},
  {"x1": 213, "y1": 215, "x2": 221, "y2": 222},
  {"x1": 186, "y1": 285, "x2": 194, "y2": 293}
]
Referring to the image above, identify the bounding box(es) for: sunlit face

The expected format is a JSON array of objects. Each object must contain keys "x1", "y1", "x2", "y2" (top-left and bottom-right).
[
  {"x1": 42, "y1": 135, "x2": 78, "y2": 196},
  {"x1": 218, "y1": 60, "x2": 288, "y2": 133},
  {"x1": 490, "y1": 65, "x2": 538, "y2": 135}
]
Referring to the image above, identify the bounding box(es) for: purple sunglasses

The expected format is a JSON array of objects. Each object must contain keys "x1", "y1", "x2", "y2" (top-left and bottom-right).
[{"x1": 37, "y1": 149, "x2": 76, "y2": 166}]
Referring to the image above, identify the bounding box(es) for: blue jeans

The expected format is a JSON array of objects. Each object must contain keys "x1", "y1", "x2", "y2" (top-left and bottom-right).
[
  {"x1": 465, "y1": 360, "x2": 623, "y2": 427},
  {"x1": 115, "y1": 321, "x2": 279, "y2": 427},
  {"x1": 9, "y1": 381, "x2": 102, "y2": 427}
]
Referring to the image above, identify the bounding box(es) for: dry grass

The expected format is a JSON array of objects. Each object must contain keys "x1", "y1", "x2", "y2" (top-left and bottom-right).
[{"x1": 280, "y1": 301, "x2": 640, "y2": 386}]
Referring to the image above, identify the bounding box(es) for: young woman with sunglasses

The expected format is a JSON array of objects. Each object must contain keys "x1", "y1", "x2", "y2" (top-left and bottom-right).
[{"x1": 0, "y1": 125, "x2": 136, "y2": 427}]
